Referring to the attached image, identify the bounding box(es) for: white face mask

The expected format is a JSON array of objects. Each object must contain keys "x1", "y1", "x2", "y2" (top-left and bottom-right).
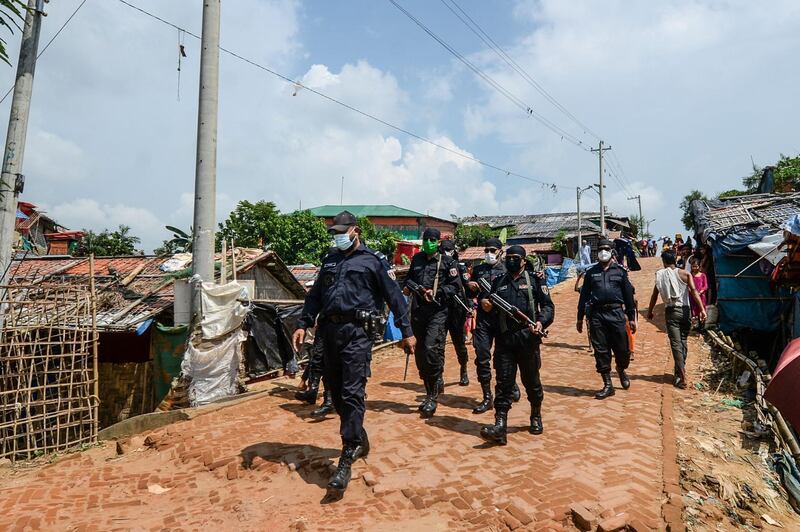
[
  {"x1": 333, "y1": 232, "x2": 354, "y2": 251},
  {"x1": 598, "y1": 250, "x2": 612, "y2": 263},
  {"x1": 485, "y1": 252, "x2": 498, "y2": 265}
]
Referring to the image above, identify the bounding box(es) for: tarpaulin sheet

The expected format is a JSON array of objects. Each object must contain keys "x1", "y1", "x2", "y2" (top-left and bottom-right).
[
  {"x1": 200, "y1": 281, "x2": 250, "y2": 339},
  {"x1": 557, "y1": 259, "x2": 577, "y2": 283},
  {"x1": 150, "y1": 323, "x2": 188, "y2": 403},
  {"x1": 544, "y1": 267, "x2": 560, "y2": 288},
  {"x1": 746, "y1": 232, "x2": 785, "y2": 266},
  {"x1": 712, "y1": 242, "x2": 791, "y2": 333},
  {"x1": 243, "y1": 303, "x2": 300, "y2": 377},
  {"x1": 182, "y1": 329, "x2": 245, "y2": 406}
]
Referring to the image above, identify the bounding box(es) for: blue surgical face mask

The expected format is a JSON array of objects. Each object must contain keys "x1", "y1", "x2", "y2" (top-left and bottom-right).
[{"x1": 333, "y1": 233, "x2": 354, "y2": 250}]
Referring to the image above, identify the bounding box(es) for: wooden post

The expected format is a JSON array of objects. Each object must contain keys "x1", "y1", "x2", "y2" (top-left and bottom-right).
[{"x1": 88, "y1": 254, "x2": 99, "y2": 441}]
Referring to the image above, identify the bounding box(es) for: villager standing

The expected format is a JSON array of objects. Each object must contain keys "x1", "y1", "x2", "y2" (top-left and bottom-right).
[
  {"x1": 577, "y1": 239, "x2": 637, "y2": 399},
  {"x1": 646, "y1": 252, "x2": 707, "y2": 388},
  {"x1": 403, "y1": 228, "x2": 462, "y2": 418},
  {"x1": 480, "y1": 246, "x2": 554, "y2": 445},
  {"x1": 292, "y1": 211, "x2": 416, "y2": 494},
  {"x1": 440, "y1": 239, "x2": 473, "y2": 386}
]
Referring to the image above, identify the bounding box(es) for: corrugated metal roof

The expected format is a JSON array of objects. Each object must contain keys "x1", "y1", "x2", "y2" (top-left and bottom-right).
[{"x1": 309, "y1": 204, "x2": 425, "y2": 218}]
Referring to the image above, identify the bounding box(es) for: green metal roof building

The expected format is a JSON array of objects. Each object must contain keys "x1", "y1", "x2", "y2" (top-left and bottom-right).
[{"x1": 308, "y1": 204, "x2": 456, "y2": 240}]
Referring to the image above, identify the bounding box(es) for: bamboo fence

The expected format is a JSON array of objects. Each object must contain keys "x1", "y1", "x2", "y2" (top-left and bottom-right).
[{"x1": 0, "y1": 271, "x2": 99, "y2": 462}]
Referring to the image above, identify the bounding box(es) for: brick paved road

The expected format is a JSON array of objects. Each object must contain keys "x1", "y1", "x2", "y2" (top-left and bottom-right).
[{"x1": 0, "y1": 259, "x2": 677, "y2": 531}]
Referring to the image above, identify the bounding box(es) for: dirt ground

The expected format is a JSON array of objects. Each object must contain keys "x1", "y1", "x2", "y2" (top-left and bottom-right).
[{"x1": 673, "y1": 330, "x2": 800, "y2": 531}]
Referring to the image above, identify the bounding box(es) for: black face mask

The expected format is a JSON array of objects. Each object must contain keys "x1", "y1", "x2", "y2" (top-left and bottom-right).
[{"x1": 505, "y1": 257, "x2": 522, "y2": 273}]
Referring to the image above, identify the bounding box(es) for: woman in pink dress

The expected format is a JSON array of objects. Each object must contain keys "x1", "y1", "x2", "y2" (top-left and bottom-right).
[{"x1": 690, "y1": 259, "x2": 708, "y2": 327}]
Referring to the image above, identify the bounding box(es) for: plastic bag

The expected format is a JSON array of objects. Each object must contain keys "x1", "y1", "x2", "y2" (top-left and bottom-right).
[{"x1": 181, "y1": 329, "x2": 246, "y2": 406}]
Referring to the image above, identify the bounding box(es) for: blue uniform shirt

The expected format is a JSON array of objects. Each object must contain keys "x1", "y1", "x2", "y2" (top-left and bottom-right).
[{"x1": 299, "y1": 243, "x2": 413, "y2": 338}]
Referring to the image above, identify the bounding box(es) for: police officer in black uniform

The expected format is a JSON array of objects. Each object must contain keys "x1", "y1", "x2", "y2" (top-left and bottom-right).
[
  {"x1": 577, "y1": 238, "x2": 637, "y2": 399},
  {"x1": 440, "y1": 239, "x2": 473, "y2": 386},
  {"x1": 466, "y1": 237, "x2": 520, "y2": 413},
  {"x1": 403, "y1": 228, "x2": 462, "y2": 418},
  {"x1": 479, "y1": 246, "x2": 554, "y2": 445},
  {"x1": 293, "y1": 211, "x2": 416, "y2": 494},
  {"x1": 294, "y1": 329, "x2": 334, "y2": 418}
]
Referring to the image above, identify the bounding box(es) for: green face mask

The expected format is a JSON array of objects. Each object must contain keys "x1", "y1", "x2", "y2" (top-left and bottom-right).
[{"x1": 422, "y1": 239, "x2": 439, "y2": 255}]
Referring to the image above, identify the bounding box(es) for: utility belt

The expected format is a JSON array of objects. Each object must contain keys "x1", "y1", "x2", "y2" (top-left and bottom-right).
[{"x1": 322, "y1": 310, "x2": 386, "y2": 341}]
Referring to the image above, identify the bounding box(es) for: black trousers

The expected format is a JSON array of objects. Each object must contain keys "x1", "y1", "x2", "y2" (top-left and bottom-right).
[
  {"x1": 493, "y1": 331, "x2": 543, "y2": 412},
  {"x1": 471, "y1": 310, "x2": 495, "y2": 384},
  {"x1": 302, "y1": 331, "x2": 326, "y2": 381},
  {"x1": 446, "y1": 306, "x2": 469, "y2": 368},
  {"x1": 319, "y1": 322, "x2": 372, "y2": 447},
  {"x1": 588, "y1": 307, "x2": 630, "y2": 374},
  {"x1": 410, "y1": 305, "x2": 448, "y2": 382}
]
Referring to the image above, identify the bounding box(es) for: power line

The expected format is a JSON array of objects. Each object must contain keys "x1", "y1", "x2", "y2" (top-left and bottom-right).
[
  {"x1": 0, "y1": 0, "x2": 89, "y2": 105},
  {"x1": 439, "y1": 0, "x2": 602, "y2": 142},
  {"x1": 387, "y1": 0, "x2": 592, "y2": 152},
  {"x1": 117, "y1": 0, "x2": 564, "y2": 192}
]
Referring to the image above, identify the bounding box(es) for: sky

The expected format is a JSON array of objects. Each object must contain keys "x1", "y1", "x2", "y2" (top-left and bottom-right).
[{"x1": 1, "y1": 0, "x2": 799, "y2": 252}]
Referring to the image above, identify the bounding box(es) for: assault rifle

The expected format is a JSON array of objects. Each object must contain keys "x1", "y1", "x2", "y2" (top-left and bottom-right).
[
  {"x1": 477, "y1": 278, "x2": 548, "y2": 337},
  {"x1": 405, "y1": 279, "x2": 435, "y2": 304}
]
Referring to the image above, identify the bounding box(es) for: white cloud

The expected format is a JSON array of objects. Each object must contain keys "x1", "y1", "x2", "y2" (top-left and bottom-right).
[{"x1": 26, "y1": 131, "x2": 86, "y2": 183}]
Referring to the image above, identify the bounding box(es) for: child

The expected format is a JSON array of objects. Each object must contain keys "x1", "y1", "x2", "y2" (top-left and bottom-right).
[{"x1": 690, "y1": 259, "x2": 708, "y2": 329}]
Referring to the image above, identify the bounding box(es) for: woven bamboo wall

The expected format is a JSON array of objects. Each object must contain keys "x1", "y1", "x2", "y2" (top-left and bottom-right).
[{"x1": 98, "y1": 361, "x2": 155, "y2": 428}]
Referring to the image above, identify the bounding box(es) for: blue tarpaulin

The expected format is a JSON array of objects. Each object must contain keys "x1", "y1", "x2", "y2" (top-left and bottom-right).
[{"x1": 544, "y1": 267, "x2": 560, "y2": 288}]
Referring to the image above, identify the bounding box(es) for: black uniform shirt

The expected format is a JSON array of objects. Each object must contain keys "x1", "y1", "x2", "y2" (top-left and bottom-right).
[
  {"x1": 299, "y1": 243, "x2": 413, "y2": 338},
  {"x1": 491, "y1": 271, "x2": 555, "y2": 333},
  {"x1": 455, "y1": 262, "x2": 474, "y2": 310},
  {"x1": 404, "y1": 251, "x2": 462, "y2": 307},
  {"x1": 577, "y1": 262, "x2": 636, "y2": 322},
  {"x1": 469, "y1": 261, "x2": 507, "y2": 302}
]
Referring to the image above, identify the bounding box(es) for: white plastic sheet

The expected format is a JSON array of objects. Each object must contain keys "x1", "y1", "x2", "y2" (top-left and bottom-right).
[
  {"x1": 200, "y1": 281, "x2": 250, "y2": 339},
  {"x1": 181, "y1": 329, "x2": 246, "y2": 406},
  {"x1": 747, "y1": 232, "x2": 786, "y2": 266},
  {"x1": 160, "y1": 252, "x2": 193, "y2": 272}
]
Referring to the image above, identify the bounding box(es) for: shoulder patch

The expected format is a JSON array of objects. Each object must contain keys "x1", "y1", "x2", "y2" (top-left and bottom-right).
[
  {"x1": 449, "y1": 267, "x2": 458, "y2": 277},
  {"x1": 541, "y1": 285, "x2": 550, "y2": 296},
  {"x1": 387, "y1": 269, "x2": 396, "y2": 281}
]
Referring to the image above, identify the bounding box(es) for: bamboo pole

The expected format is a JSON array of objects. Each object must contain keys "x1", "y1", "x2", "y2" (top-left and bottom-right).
[{"x1": 89, "y1": 254, "x2": 99, "y2": 441}]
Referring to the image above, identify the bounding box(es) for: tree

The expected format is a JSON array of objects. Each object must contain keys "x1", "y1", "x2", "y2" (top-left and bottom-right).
[
  {"x1": 453, "y1": 223, "x2": 511, "y2": 250},
  {"x1": 551, "y1": 229, "x2": 567, "y2": 253},
  {"x1": 268, "y1": 210, "x2": 330, "y2": 265},
  {"x1": 76, "y1": 225, "x2": 141, "y2": 256},
  {"x1": 217, "y1": 200, "x2": 281, "y2": 249},
  {"x1": 680, "y1": 190, "x2": 708, "y2": 231},
  {"x1": 0, "y1": 1, "x2": 25, "y2": 66},
  {"x1": 742, "y1": 153, "x2": 800, "y2": 192},
  {"x1": 356, "y1": 216, "x2": 401, "y2": 261},
  {"x1": 153, "y1": 226, "x2": 192, "y2": 256},
  {"x1": 627, "y1": 214, "x2": 645, "y2": 239}
]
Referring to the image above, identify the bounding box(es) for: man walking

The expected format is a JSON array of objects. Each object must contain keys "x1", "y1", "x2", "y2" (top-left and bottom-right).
[
  {"x1": 440, "y1": 239, "x2": 473, "y2": 386},
  {"x1": 403, "y1": 228, "x2": 462, "y2": 418},
  {"x1": 577, "y1": 239, "x2": 637, "y2": 399},
  {"x1": 480, "y1": 246, "x2": 554, "y2": 445},
  {"x1": 646, "y1": 251, "x2": 707, "y2": 388},
  {"x1": 292, "y1": 211, "x2": 415, "y2": 494}
]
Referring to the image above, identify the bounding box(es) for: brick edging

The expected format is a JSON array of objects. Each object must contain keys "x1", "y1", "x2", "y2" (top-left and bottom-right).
[{"x1": 660, "y1": 376, "x2": 685, "y2": 531}]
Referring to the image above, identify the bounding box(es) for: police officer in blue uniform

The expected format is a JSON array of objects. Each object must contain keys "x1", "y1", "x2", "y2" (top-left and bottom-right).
[
  {"x1": 479, "y1": 246, "x2": 554, "y2": 445},
  {"x1": 403, "y1": 228, "x2": 462, "y2": 418},
  {"x1": 440, "y1": 239, "x2": 473, "y2": 386},
  {"x1": 577, "y1": 238, "x2": 637, "y2": 399},
  {"x1": 466, "y1": 237, "x2": 520, "y2": 413},
  {"x1": 293, "y1": 211, "x2": 416, "y2": 494}
]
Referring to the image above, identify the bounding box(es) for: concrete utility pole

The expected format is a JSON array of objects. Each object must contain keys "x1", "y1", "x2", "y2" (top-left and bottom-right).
[
  {"x1": 646, "y1": 218, "x2": 656, "y2": 237},
  {"x1": 0, "y1": 0, "x2": 44, "y2": 284},
  {"x1": 627, "y1": 194, "x2": 642, "y2": 237},
  {"x1": 190, "y1": 0, "x2": 221, "y2": 318},
  {"x1": 576, "y1": 185, "x2": 593, "y2": 257},
  {"x1": 590, "y1": 141, "x2": 611, "y2": 237}
]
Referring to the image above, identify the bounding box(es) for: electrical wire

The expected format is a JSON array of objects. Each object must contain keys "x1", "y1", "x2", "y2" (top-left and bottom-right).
[
  {"x1": 116, "y1": 0, "x2": 563, "y2": 191},
  {"x1": 0, "y1": 0, "x2": 89, "y2": 105},
  {"x1": 387, "y1": 0, "x2": 592, "y2": 152},
  {"x1": 439, "y1": 0, "x2": 602, "y2": 142}
]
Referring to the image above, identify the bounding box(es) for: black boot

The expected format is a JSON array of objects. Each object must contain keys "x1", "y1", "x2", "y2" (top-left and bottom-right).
[
  {"x1": 437, "y1": 376, "x2": 445, "y2": 395},
  {"x1": 311, "y1": 388, "x2": 334, "y2": 418},
  {"x1": 511, "y1": 383, "x2": 521, "y2": 402},
  {"x1": 295, "y1": 375, "x2": 320, "y2": 404},
  {"x1": 327, "y1": 446, "x2": 357, "y2": 492},
  {"x1": 418, "y1": 378, "x2": 432, "y2": 412},
  {"x1": 480, "y1": 411, "x2": 508, "y2": 445},
  {"x1": 473, "y1": 380, "x2": 493, "y2": 414},
  {"x1": 420, "y1": 378, "x2": 438, "y2": 418},
  {"x1": 529, "y1": 404, "x2": 543, "y2": 435},
  {"x1": 595, "y1": 372, "x2": 615, "y2": 400},
  {"x1": 360, "y1": 428, "x2": 370, "y2": 459},
  {"x1": 617, "y1": 366, "x2": 631, "y2": 390},
  {"x1": 459, "y1": 364, "x2": 469, "y2": 386}
]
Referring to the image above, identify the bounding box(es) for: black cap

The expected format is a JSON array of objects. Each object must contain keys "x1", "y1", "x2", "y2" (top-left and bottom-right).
[
  {"x1": 506, "y1": 245, "x2": 526, "y2": 257},
  {"x1": 329, "y1": 210, "x2": 357, "y2": 233},
  {"x1": 422, "y1": 227, "x2": 441, "y2": 241},
  {"x1": 598, "y1": 239, "x2": 614, "y2": 248},
  {"x1": 485, "y1": 237, "x2": 503, "y2": 249},
  {"x1": 440, "y1": 239, "x2": 455, "y2": 251}
]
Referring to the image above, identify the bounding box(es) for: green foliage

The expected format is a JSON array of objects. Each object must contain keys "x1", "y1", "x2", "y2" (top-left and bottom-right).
[
  {"x1": 356, "y1": 216, "x2": 400, "y2": 261},
  {"x1": 627, "y1": 214, "x2": 645, "y2": 239},
  {"x1": 217, "y1": 200, "x2": 280, "y2": 249},
  {"x1": 742, "y1": 153, "x2": 800, "y2": 192},
  {"x1": 154, "y1": 226, "x2": 192, "y2": 256},
  {"x1": 268, "y1": 210, "x2": 330, "y2": 265},
  {"x1": 76, "y1": 225, "x2": 141, "y2": 257},
  {"x1": 453, "y1": 223, "x2": 512, "y2": 250},
  {"x1": 680, "y1": 190, "x2": 708, "y2": 231},
  {"x1": 551, "y1": 229, "x2": 567, "y2": 253},
  {"x1": 717, "y1": 189, "x2": 748, "y2": 199},
  {"x1": 0, "y1": 1, "x2": 25, "y2": 67}
]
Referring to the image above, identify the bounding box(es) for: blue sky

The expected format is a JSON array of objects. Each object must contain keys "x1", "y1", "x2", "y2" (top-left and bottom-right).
[{"x1": 1, "y1": 0, "x2": 799, "y2": 251}]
